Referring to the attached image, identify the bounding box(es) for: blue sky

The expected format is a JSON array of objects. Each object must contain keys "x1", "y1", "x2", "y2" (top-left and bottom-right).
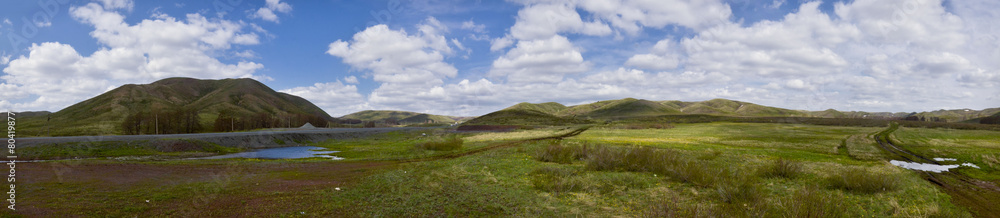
[{"x1": 1, "y1": 0, "x2": 998, "y2": 116}]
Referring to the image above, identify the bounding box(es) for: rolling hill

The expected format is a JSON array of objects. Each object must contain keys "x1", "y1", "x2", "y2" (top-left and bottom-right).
[
  {"x1": 556, "y1": 98, "x2": 683, "y2": 119},
  {"x1": 464, "y1": 97, "x2": 1000, "y2": 127},
  {"x1": 461, "y1": 108, "x2": 591, "y2": 126},
  {"x1": 15, "y1": 77, "x2": 335, "y2": 136},
  {"x1": 340, "y1": 110, "x2": 466, "y2": 124},
  {"x1": 503, "y1": 102, "x2": 568, "y2": 114}
]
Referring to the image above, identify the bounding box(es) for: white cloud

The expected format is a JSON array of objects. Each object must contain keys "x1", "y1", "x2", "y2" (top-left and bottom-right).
[
  {"x1": 835, "y1": 0, "x2": 965, "y2": 50},
  {"x1": 233, "y1": 50, "x2": 257, "y2": 59},
  {"x1": 509, "y1": 3, "x2": 612, "y2": 40},
  {"x1": 253, "y1": 8, "x2": 279, "y2": 23},
  {"x1": 625, "y1": 39, "x2": 680, "y2": 71},
  {"x1": 343, "y1": 76, "x2": 359, "y2": 84},
  {"x1": 461, "y1": 20, "x2": 486, "y2": 33},
  {"x1": 490, "y1": 35, "x2": 591, "y2": 83},
  {"x1": 490, "y1": 36, "x2": 514, "y2": 51},
  {"x1": 683, "y1": 2, "x2": 858, "y2": 77},
  {"x1": 99, "y1": 0, "x2": 134, "y2": 11},
  {"x1": 578, "y1": 0, "x2": 732, "y2": 34},
  {"x1": 326, "y1": 19, "x2": 456, "y2": 85},
  {"x1": 0, "y1": 3, "x2": 264, "y2": 111},
  {"x1": 768, "y1": 0, "x2": 785, "y2": 9},
  {"x1": 279, "y1": 81, "x2": 365, "y2": 116},
  {"x1": 250, "y1": 0, "x2": 292, "y2": 23},
  {"x1": 266, "y1": 0, "x2": 292, "y2": 13}
]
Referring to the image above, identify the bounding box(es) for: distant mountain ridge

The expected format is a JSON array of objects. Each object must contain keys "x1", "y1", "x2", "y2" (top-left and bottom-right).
[
  {"x1": 339, "y1": 110, "x2": 468, "y2": 124},
  {"x1": 501, "y1": 98, "x2": 805, "y2": 119},
  {"x1": 466, "y1": 98, "x2": 1000, "y2": 126}
]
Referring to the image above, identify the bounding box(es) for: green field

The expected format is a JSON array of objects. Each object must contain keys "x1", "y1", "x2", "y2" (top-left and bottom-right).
[{"x1": 8, "y1": 122, "x2": 1000, "y2": 217}]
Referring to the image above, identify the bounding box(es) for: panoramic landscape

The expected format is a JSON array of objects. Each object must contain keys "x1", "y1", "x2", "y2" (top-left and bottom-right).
[{"x1": 2, "y1": 0, "x2": 1000, "y2": 217}]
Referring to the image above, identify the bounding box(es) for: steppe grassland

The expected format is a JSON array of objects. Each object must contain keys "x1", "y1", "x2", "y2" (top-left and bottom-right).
[{"x1": 327, "y1": 122, "x2": 970, "y2": 217}]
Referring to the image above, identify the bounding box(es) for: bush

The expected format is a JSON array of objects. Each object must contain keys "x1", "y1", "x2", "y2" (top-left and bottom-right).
[
  {"x1": 529, "y1": 166, "x2": 585, "y2": 193},
  {"x1": 759, "y1": 158, "x2": 803, "y2": 179},
  {"x1": 715, "y1": 178, "x2": 763, "y2": 204},
  {"x1": 535, "y1": 142, "x2": 590, "y2": 164},
  {"x1": 417, "y1": 136, "x2": 464, "y2": 151},
  {"x1": 826, "y1": 167, "x2": 899, "y2": 194},
  {"x1": 784, "y1": 186, "x2": 845, "y2": 217},
  {"x1": 584, "y1": 146, "x2": 678, "y2": 173}
]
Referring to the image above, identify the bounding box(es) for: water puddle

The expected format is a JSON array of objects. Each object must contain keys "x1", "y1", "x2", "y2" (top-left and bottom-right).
[
  {"x1": 194, "y1": 146, "x2": 343, "y2": 160},
  {"x1": 890, "y1": 159, "x2": 980, "y2": 173}
]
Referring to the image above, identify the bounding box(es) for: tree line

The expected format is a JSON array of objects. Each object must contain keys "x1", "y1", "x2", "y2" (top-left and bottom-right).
[{"x1": 121, "y1": 108, "x2": 329, "y2": 135}]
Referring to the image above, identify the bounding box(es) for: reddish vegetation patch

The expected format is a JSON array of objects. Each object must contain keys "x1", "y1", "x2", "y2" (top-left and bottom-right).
[
  {"x1": 10, "y1": 160, "x2": 391, "y2": 217},
  {"x1": 456, "y1": 125, "x2": 522, "y2": 131}
]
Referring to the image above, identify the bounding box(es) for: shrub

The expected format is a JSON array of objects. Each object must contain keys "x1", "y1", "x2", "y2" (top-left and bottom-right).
[
  {"x1": 584, "y1": 146, "x2": 678, "y2": 173},
  {"x1": 535, "y1": 142, "x2": 590, "y2": 164},
  {"x1": 784, "y1": 186, "x2": 845, "y2": 217},
  {"x1": 417, "y1": 136, "x2": 464, "y2": 151},
  {"x1": 670, "y1": 160, "x2": 718, "y2": 187},
  {"x1": 716, "y1": 178, "x2": 763, "y2": 204},
  {"x1": 759, "y1": 158, "x2": 804, "y2": 179},
  {"x1": 529, "y1": 166, "x2": 585, "y2": 193},
  {"x1": 826, "y1": 167, "x2": 899, "y2": 194}
]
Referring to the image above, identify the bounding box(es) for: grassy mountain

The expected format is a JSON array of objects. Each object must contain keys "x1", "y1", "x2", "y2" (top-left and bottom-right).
[
  {"x1": 466, "y1": 97, "x2": 1000, "y2": 127},
  {"x1": 16, "y1": 77, "x2": 334, "y2": 136},
  {"x1": 556, "y1": 98, "x2": 683, "y2": 119},
  {"x1": 677, "y1": 99, "x2": 807, "y2": 117},
  {"x1": 462, "y1": 109, "x2": 590, "y2": 126},
  {"x1": 340, "y1": 110, "x2": 461, "y2": 124},
  {"x1": 503, "y1": 102, "x2": 568, "y2": 114}
]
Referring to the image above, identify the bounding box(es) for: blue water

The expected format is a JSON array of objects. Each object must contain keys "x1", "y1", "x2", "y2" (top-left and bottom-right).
[{"x1": 197, "y1": 146, "x2": 343, "y2": 160}]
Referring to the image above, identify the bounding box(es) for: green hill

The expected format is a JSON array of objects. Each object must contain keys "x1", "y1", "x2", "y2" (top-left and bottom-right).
[
  {"x1": 15, "y1": 77, "x2": 334, "y2": 136},
  {"x1": 810, "y1": 109, "x2": 847, "y2": 118},
  {"x1": 503, "y1": 102, "x2": 567, "y2": 114},
  {"x1": 340, "y1": 110, "x2": 460, "y2": 124},
  {"x1": 462, "y1": 109, "x2": 590, "y2": 126},
  {"x1": 465, "y1": 97, "x2": 1000, "y2": 127},
  {"x1": 558, "y1": 98, "x2": 683, "y2": 119},
  {"x1": 677, "y1": 99, "x2": 806, "y2": 117}
]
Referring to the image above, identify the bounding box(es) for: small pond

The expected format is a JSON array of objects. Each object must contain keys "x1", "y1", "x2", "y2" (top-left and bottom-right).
[{"x1": 195, "y1": 146, "x2": 343, "y2": 160}]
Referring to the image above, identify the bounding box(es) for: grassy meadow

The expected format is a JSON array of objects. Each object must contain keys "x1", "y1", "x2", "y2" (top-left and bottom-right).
[{"x1": 7, "y1": 121, "x2": 1000, "y2": 217}]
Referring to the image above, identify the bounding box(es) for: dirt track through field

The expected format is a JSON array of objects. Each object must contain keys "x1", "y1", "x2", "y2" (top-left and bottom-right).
[
  {"x1": 403, "y1": 126, "x2": 591, "y2": 163},
  {"x1": 875, "y1": 123, "x2": 1000, "y2": 217}
]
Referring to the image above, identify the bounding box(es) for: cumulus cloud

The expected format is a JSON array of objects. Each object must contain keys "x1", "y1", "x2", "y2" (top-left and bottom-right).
[
  {"x1": 509, "y1": 3, "x2": 612, "y2": 40},
  {"x1": 489, "y1": 35, "x2": 591, "y2": 83},
  {"x1": 326, "y1": 19, "x2": 456, "y2": 85},
  {"x1": 625, "y1": 39, "x2": 680, "y2": 71},
  {"x1": 343, "y1": 76, "x2": 359, "y2": 84},
  {"x1": 279, "y1": 81, "x2": 365, "y2": 116},
  {"x1": 461, "y1": 19, "x2": 486, "y2": 33},
  {"x1": 99, "y1": 0, "x2": 134, "y2": 11},
  {"x1": 578, "y1": 0, "x2": 732, "y2": 33},
  {"x1": 683, "y1": 2, "x2": 859, "y2": 77},
  {"x1": 490, "y1": 36, "x2": 514, "y2": 51},
  {"x1": 250, "y1": 0, "x2": 293, "y2": 23},
  {"x1": 0, "y1": 3, "x2": 264, "y2": 111}
]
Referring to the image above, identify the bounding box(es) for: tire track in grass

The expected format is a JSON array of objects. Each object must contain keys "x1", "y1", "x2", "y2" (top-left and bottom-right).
[
  {"x1": 875, "y1": 123, "x2": 1000, "y2": 217},
  {"x1": 402, "y1": 126, "x2": 592, "y2": 163}
]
